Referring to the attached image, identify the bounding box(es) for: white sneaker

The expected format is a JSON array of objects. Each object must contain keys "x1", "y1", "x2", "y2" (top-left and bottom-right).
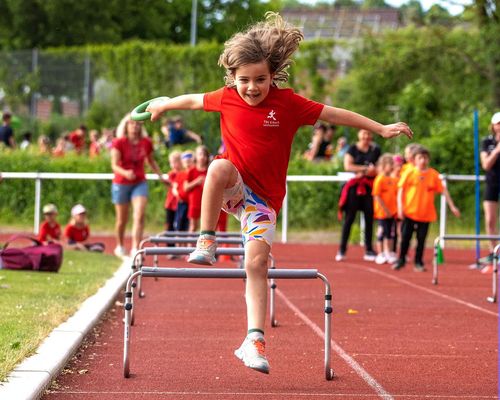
[
  {"x1": 187, "y1": 234, "x2": 217, "y2": 265},
  {"x1": 114, "y1": 245, "x2": 126, "y2": 258},
  {"x1": 234, "y1": 335, "x2": 270, "y2": 374},
  {"x1": 335, "y1": 252, "x2": 345, "y2": 262},
  {"x1": 129, "y1": 248, "x2": 138, "y2": 256},
  {"x1": 375, "y1": 253, "x2": 387, "y2": 264},
  {"x1": 386, "y1": 252, "x2": 398, "y2": 264},
  {"x1": 363, "y1": 251, "x2": 377, "y2": 262}
]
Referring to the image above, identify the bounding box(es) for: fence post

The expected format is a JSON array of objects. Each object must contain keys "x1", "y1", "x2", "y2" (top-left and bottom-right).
[
  {"x1": 439, "y1": 175, "x2": 447, "y2": 249},
  {"x1": 34, "y1": 176, "x2": 42, "y2": 235},
  {"x1": 282, "y1": 183, "x2": 288, "y2": 243}
]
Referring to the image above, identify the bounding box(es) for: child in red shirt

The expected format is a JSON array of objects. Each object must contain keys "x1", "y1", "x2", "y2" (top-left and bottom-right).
[
  {"x1": 38, "y1": 203, "x2": 62, "y2": 244},
  {"x1": 185, "y1": 145, "x2": 210, "y2": 232},
  {"x1": 372, "y1": 154, "x2": 398, "y2": 265},
  {"x1": 173, "y1": 151, "x2": 194, "y2": 232},
  {"x1": 64, "y1": 204, "x2": 105, "y2": 252},
  {"x1": 146, "y1": 12, "x2": 413, "y2": 374},
  {"x1": 164, "y1": 150, "x2": 182, "y2": 232}
]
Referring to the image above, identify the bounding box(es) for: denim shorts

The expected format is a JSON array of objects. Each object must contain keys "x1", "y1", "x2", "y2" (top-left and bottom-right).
[
  {"x1": 111, "y1": 181, "x2": 148, "y2": 204},
  {"x1": 222, "y1": 172, "x2": 276, "y2": 246}
]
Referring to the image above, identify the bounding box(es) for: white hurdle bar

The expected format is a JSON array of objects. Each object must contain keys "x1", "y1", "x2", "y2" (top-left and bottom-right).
[
  {"x1": 123, "y1": 266, "x2": 334, "y2": 381},
  {"x1": 155, "y1": 230, "x2": 241, "y2": 238},
  {"x1": 433, "y1": 235, "x2": 500, "y2": 303},
  {"x1": 130, "y1": 247, "x2": 278, "y2": 327},
  {"x1": 488, "y1": 244, "x2": 500, "y2": 303}
]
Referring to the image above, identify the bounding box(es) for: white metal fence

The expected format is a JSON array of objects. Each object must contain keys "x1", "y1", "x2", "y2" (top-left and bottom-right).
[{"x1": 1, "y1": 172, "x2": 485, "y2": 243}]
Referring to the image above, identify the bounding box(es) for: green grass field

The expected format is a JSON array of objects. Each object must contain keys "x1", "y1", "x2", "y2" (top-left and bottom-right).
[{"x1": 0, "y1": 251, "x2": 122, "y2": 382}]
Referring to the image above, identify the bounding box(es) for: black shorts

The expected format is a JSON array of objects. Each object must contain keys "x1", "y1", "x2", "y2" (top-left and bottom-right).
[
  {"x1": 376, "y1": 218, "x2": 396, "y2": 240},
  {"x1": 484, "y1": 184, "x2": 500, "y2": 202}
]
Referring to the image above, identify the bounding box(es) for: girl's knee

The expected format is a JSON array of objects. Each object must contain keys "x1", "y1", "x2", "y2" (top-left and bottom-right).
[{"x1": 245, "y1": 255, "x2": 268, "y2": 277}]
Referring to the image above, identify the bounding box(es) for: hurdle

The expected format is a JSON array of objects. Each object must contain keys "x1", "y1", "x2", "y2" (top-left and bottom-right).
[
  {"x1": 123, "y1": 266, "x2": 334, "y2": 381},
  {"x1": 130, "y1": 247, "x2": 279, "y2": 327},
  {"x1": 155, "y1": 230, "x2": 241, "y2": 237},
  {"x1": 487, "y1": 243, "x2": 500, "y2": 303},
  {"x1": 433, "y1": 235, "x2": 500, "y2": 288}
]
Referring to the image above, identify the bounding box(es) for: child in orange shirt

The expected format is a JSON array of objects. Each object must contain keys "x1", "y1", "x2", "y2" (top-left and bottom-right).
[
  {"x1": 393, "y1": 147, "x2": 460, "y2": 271},
  {"x1": 372, "y1": 154, "x2": 398, "y2": 264},
  {"x1": 185, "y1": 145, "x2": 210, "y2": 232}
]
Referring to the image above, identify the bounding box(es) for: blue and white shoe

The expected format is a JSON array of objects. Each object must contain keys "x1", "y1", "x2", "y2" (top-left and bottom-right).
[{"x1": 187, "y1": 234, "x2": 217, "y2": 265}]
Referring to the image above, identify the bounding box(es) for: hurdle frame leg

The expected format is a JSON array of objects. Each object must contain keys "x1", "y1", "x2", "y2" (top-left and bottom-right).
[
  {"x1": 432, "y1": 237, "x2": 439, "y2": 285},
  {"x1": 487, "y1": 245, "x2": 500, "y2": 303},
  {"x1": 269, "y1": 254, "x2": 277, "y2": 327},
  {"x1": 318, "y1": 272, "x2": 334, "y2": 380},
  {"x1": 123, "y1": 270, "x2": 140, "y2": 378}
]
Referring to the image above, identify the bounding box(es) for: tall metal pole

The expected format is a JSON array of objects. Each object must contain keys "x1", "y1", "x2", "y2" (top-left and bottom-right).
[
  {"x1": 473, "y1": 109, "x2": 481, "y2": 265},
  {"x1": 190, "y1": 0, "x2": 198, "y2": 47}
]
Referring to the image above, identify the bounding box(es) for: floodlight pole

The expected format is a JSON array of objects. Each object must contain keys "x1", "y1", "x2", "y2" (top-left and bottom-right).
[{"x1": 190, "y1": 0, "x2": 198, "y2": 47}]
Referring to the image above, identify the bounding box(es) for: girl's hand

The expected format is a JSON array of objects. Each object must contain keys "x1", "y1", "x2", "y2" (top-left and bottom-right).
[
  {"x1": 123, "y1": 170, "x2": 136, "y2": 181},
  {"x1": 451, "y1": 205, "x2": 461, "y2": 217},
  {"x1": 380, "y1": 123, "x2": 413, "y2": 139},
  {"x1": 146, "y1": 97, "x2": 170, "y2": 122}
]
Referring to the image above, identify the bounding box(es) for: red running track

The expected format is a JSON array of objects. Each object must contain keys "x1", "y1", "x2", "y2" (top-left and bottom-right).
[{"x1": 34, "y1": 242, "x2": 498, "y2": 400}]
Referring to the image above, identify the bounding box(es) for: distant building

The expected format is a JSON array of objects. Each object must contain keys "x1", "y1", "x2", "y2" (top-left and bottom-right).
[
  {"x1": 282, "y1": 7, "x2": 401, "y2": 40},
  {"x1": 283, "y1": 7, "x2": 401, "y2": 76}
]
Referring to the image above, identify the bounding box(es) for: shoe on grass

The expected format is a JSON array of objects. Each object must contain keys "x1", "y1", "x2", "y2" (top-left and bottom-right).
[
  {"x1": 234, "y1": 335, "x2": 270, "y2": 374},
  {"x1": 187, "y1": 234, "x2": 217, "y2": 265}
]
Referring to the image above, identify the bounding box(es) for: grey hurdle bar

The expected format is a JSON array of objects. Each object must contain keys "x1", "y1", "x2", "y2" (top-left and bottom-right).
[
  {"x1": 123, "y1": 267, "x2": 334, "y2": 381},
  {"x1": 487, "y1": 243, "x2": 500, "y2": 303},
  {"x1": 433, "y1": 235, "x2": 500, "y2": 299},
  {"x1": 130, "y1": 247, "x2": 278, "y2": 327},
  {"x1": 156, "y1": 230, "x2": 241, "y2": 237}
]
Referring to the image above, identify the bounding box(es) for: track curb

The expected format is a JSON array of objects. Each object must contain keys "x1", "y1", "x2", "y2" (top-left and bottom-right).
[{"x1": 0, "y1": 257, "x2": 131, "y2": 400}]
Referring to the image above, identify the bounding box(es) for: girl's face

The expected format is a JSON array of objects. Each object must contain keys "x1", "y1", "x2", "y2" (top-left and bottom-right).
[
  {"x1": 195, "y1": 148, "x2": 209, "y2": 167},
  {"x1": 126, "y1": 120, "x2": 142, "y2": 139},
  {"x1": 169, "y1": 156, "x2": 182, "y2": 170},
  {"x1": 415, "y1": 154, "x2": 429, "y2": 170},
  {"x1": 383, "y1": 161, "x2": 394, "y2": 175},
  {"x1": 74, "y1": 213, "x2": 86, "y2": 224},
  {"x1": 358, "y1": 130, "x2": 372, "y2": 146},
  {"x1": 493, "y1": 122, "x2": 500, "y2": 138},
  {"x1": 233, "y1": 61, "x2": 273, "y2": 106},
  {"x1": 44, "y1": 212, "x2": 57, "y2": 223}
]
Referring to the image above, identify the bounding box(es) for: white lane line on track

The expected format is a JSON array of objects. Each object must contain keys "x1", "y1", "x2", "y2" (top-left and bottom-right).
[
  {"x1": 346, "y1": 264, "x2": 498, "y2": 318},
  {"x1": 49, "y1": 391, "x2": 499, "y2": 398},
  {"x1": 276, "y1": 289, "x2": 394, "y2": 400}
]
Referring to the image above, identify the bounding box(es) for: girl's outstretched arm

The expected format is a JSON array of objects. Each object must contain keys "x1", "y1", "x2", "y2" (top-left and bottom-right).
[
  {"x1": 318, "y1": 105, "x2": 413, "y2": 139},
  {"x1": 147, "y1": 94, "x2": 205, "y2": 121}
]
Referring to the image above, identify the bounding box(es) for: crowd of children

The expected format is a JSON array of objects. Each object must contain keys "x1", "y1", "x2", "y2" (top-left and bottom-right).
[{"x1": 371, "y1": 143, "x2": 460, "y2": 272}]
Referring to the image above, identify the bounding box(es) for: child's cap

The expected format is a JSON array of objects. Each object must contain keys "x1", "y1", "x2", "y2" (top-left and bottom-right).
[
  {"x1": 491, "y1": 112, "x2": 500, "y2": 125},
  {"x1": 43, "y1": 203, "x2": 58, "y2": 214},
  {"x1": 71, "y1": 204, "x2": 86, "y2": 216},
  {"x1": 393, "y1": 154, "x2": 404, "y2": 165},
  {"x1": 181, "y1": 152, "x2": 193, "y2": 160}
]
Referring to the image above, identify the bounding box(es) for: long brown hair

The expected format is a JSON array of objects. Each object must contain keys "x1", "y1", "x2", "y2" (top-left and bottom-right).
[{"x1": 218, "y1": 12, "x2": 303, "y2": 87}]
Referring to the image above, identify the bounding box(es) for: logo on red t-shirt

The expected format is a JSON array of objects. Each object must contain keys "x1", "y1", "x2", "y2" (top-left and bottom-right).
[{"x1": 264, "y1": 110, "x2": 279, "y2": 127}]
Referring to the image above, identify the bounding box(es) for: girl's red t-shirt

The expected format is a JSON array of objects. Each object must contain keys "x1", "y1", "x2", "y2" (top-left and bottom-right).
[
  {"x1": 186, "y1": 166, "x2": 207, "y2": 212},
  {"x1": 112, "y1": 137, "x2": 153, "y2": 184},
  {"x1": 38, "y1": 221, "x2": 61, "y2": 242},
  {"x1": 64, "y1": 224, "x2": 89, "y2": 242},
  {"x1": 204, "y1": 86, "x2": 323, "y2": 212},
  {"x1": 164, "y1": 170, "x2": 179, "y2": 210}
]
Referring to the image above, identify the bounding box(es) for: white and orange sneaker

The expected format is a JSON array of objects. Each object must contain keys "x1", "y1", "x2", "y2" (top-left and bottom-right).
[
  {"x1": 187, "y1": 234, "x2": 217, "y2": 265},
  {"x1": 234, "y1": 334, "x2": 270, "y2": 374}
]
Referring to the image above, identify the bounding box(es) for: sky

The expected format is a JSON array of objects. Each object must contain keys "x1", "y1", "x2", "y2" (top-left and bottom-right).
[{"x1": 300, "y1": 0, "x2": 474, "y2": 15}]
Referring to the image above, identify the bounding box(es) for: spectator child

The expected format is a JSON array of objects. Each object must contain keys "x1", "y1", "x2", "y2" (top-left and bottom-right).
[
  {"x1": 185, "y1": 145, "x2": 210, "y2": 232},
  {"x1": 393, "y1": 147, "x2": 460, "y2": 272},
  {"x1": 400, "y1": 143, "x2": 421, "y2": 177},
  {"x1": 52, "y1": 136, "x2": 66, "y2": 157},
  {"x1": 64, "y1": 204, "x2": 105, "y2": 252},
  {"x1": 89, "y1": 129, "x2": 101, "y2": 158},
  {"x1": 173, "y1": 151, "x2": 194, "y2": 232},
  {"x1": 20, "y1": 132, "x2": 32, "y2": 151},
  {"x1": 167, "y1": 116, "x2": 202, "y2": 146},
  {"x1": 164, "y1": 150, "x2": 183, "y2": 232},
  {"x1": 38, "y1": 204, "x2": 62, "y2": 244},
  {"x1": 0, "y1": 112, "x2": 15, "y2": 148},
  {"x1": 372, "y1": 154, "x2": 398, "y2": 264},
  {"x1": 38, "y1": 135, "x2": 51, "y2": 154},
  {"x1": 145, "y1": 12, "x2": 412, "y2": 374},
  {"x1": 391, "y1": 153, "x2": 405, "y2": 253},
  {"x1": 69, "y1": 125, "x2": 87, "y2": 154}
]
